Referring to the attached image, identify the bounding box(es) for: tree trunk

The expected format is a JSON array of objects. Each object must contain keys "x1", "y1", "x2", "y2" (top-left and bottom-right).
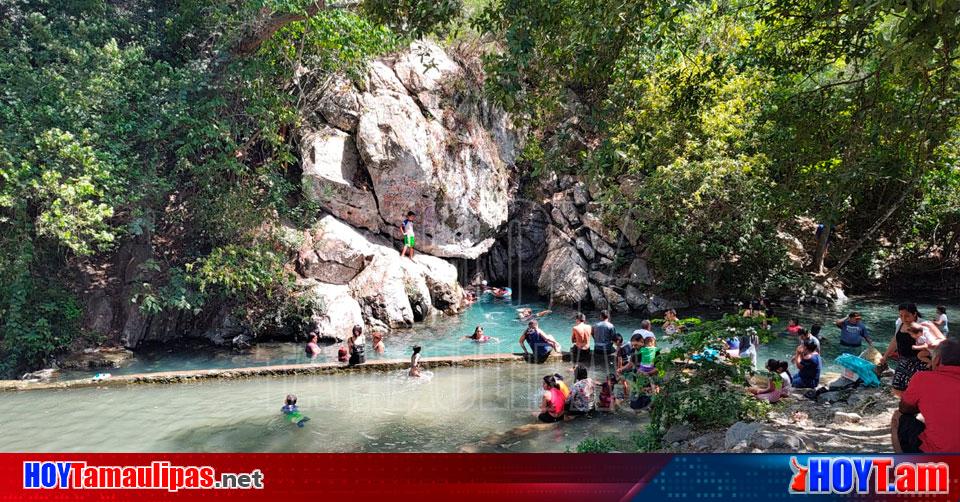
[
  {"x1": 824, "y1": 185, "x2": 915, "y2": 280},
  {"x1": 811, "y1": 223, "x2": 831, "y2": 274}
]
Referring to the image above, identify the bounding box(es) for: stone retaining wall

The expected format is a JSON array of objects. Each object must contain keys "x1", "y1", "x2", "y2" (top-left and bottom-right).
[{"x1": 0, "y1": 353, "x2": 548, "y2": 393}]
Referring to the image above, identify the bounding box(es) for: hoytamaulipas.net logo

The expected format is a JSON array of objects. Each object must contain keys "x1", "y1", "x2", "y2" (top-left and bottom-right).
[
  {"x1": 24, "y1": 461, "x2": 264, "y2": 491},
  {"x1": 789, "y1": 456, "x2": 949, "y2": 495}
]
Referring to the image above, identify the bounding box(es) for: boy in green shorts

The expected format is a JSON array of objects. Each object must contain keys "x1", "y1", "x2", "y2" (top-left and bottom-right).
[{"x1": 400, "y1": 210, "x2": 416, "y2": 259}]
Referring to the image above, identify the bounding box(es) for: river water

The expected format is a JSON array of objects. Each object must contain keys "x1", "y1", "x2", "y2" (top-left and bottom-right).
[
  {"x1": 1, "y1": 294, "x2": 953, "y2": 453},
  {"x1": 0, "y1": 361, "x2": 642, "y2": 452},
  {"x1": 56, "y1": 293, "x2": 958, "y2": 379}
]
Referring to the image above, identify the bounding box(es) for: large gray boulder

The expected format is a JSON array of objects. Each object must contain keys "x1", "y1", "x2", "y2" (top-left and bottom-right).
[
  {"x1": 538, "y1": 229, "x2": 589, "y2": 305},
  {"x1": 300, "y1": 126, "x2": 381, "y2": 232},
  {"x1": 352, "y1": 42, "x2": 516, "y2": 259}
]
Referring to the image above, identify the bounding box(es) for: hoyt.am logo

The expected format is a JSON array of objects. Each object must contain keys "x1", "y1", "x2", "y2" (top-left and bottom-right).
[{"x1": 789, "y1": 456, "x2": 949, "y2": 495}]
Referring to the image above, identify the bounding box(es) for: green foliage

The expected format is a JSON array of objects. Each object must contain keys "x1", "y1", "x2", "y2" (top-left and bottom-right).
[
  {"x1": 647, "y1": 315, "x2": 775, "y2": 433},
  {"x1": 573, "y1": 436, "x2": 619, "y2": 453},
  {"x1": 0, "y1": 0, "x2": 422, "y2": 376},
  {"x1": 477, "y1": 0, "x2": 960, "y2": 294},
  {"x1": 362, "y1": 0, "x2": 464, "y2": 39}
]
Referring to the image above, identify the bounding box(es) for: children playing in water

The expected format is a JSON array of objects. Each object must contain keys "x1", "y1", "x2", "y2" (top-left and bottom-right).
[
  {"x1": 409, "y1": 345, "x2": 423, "y2": 377},
  {"x1": 281, "y1": 394, "x2": 310, "y2": 427},
  {"x1": 399, "y1": 211, "x2": 416, "y2": 259},
  {"x1": 597, "y1": 374, "x2": 621, "y2": 412},
  {"x1": 517, "y1": 307, "x2": 552, "y2": 321},
  {"x1": 785, "y1": 318, "x2": 802, "y2": 336}
]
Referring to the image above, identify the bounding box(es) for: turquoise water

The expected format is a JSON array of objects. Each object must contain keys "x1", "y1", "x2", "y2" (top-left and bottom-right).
[
  {"x1": 0, "y1": 362, "x2": 644, "y2": 453},
  {"x1": 56, "y1": 294, "x2": 958, "y2": 380}
]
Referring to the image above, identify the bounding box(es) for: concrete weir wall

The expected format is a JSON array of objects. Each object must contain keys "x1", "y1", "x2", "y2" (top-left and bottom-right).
[{"x1": 0, "y1": 353, "x2": 548, "y2": 393}]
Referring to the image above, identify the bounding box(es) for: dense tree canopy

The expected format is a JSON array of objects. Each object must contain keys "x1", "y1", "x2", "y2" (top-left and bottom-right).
[
  {"x1": 1, "y1": 0, "x2": 957, "y2": 376},
  {"x1": 0, "y1": 0, "x2": 459, "y2": 376},
  {"x1": 476, "y1": 0, "x2": 960, "y2": 294}
]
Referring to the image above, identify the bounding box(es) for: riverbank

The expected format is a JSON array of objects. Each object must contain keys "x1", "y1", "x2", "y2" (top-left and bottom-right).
[{"x1": 660, "y1": 377, "x2": 898, "y2": 453}]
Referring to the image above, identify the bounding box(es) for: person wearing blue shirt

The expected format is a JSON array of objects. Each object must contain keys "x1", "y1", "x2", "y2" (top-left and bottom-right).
[
  {"x1": 835, "y1": 311, "x2": 872, "y2": 347},
  {"x1": 792, "y1": 340, "x2": 822, "y2": 388}
]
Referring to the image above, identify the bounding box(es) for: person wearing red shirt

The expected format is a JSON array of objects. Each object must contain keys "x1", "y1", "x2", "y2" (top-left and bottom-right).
[{"x1": 893, "y1": 339, "x2": 960, "y2": 453}]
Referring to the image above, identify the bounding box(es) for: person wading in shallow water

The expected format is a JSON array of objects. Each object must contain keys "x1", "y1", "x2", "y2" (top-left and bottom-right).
[
  {"x1": 570, "y1": 313, "x2": 592, "y2": 366},
  {"x1": 592, "y1": 310, "x2": 616, "y2": 365},
  {"x1": 347, "y1": 325, "x2": 366, "y2": 366}
]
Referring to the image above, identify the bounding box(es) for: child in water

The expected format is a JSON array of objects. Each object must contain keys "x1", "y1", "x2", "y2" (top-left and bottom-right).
[
  {"x1": 553, "y1": 373, "x2": 571, "y2": 400},
  {"x1": 281, "y1": 394, "x2": 310, "y2": 427},
  {"x1": 785, "y1": 318, "x2": 802, "y2": 336},
  {"x1": 597, "y1": 374, "x2": 622, "y2": 412},
  {"x1": 409, "y1": 345, "x2": 423, "y2": 377}
]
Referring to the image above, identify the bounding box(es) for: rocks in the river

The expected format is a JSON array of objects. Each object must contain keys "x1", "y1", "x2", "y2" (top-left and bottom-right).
[
  {"x1": 21, "y1": 368, "x2": 58, "y2": 382},
  {"x1": 298, "y1": 217, "x2": 373, "y2": 284},
  {"x1": 588, "y1": 283, "x2": 607, "y2": 310},
  {"x1": 303, "y1": 281, "x2": 366, "y2": 339},
  {"x1": 624, "y1": 285, "x2": 647, "y2": 310},
  {"x1": 603, "y1": 287, "x2": 629, "y2": 313},
  {"x1": 646, "y1": 295, "x2": 687, "y2": 314},
  {"x1": 538, "y1": 229, "x2": 590, "y2": 305},
  {"x1": 59, "y1": 347, "x2": 135, "y2": 371},
  {"x1": 352, "y1": 42, "x2": 516, "y2": 259}
]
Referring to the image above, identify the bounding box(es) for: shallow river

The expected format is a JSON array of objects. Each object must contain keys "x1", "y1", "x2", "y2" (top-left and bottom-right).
[
  {"x1": 0, "y1": 362, "x2": 641, "y2": 452},
  {"x1": 57, "y1": 293, "x2": 958, "y2": 379}
]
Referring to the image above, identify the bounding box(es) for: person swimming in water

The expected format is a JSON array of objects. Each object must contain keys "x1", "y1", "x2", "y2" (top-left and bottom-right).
[
  {"x1": 371, "y1": 331, "x2": 385, "y2": 355},
  {"x1": 491, "y1": 286, "x2": 512, "y2": 298},
  {"x1": 281, "y1": 394, "x2": 310, "y2": 427},
  {"x1": 409, "y1": 345, "x2": 423, "y2": 377},
  {"x1": 464, "y1": 325, "x2": 498, "y2": 343}
]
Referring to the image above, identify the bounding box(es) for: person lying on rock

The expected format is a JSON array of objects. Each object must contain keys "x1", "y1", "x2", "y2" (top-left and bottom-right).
[{"x1": 892, "y1": 339, "x2": 960, "y2": 453}]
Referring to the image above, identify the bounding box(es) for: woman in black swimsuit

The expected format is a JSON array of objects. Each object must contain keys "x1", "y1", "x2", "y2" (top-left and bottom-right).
[{"x1": 881, "y1": 304, "x2": 931, "y2": 395}]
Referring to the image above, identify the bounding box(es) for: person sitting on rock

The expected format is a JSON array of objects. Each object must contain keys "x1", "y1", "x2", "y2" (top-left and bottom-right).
[
  {"x1": 792, "y1": 340, "x2": 822, "y2": 388},
  {"x1": 893, "y1": 339, "x2": 960, "y2": 453},
  {"x1": 519, "y1": 320, "x2": 560, "y2": 364},
  {"x1": 749, "y1": 359, "x2": 792, "y2": 403}
]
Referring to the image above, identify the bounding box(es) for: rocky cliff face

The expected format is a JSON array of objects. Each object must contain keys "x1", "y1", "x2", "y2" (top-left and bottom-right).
[{"x1": 301, "y1": 41, "x2": 517, "y2": 260}]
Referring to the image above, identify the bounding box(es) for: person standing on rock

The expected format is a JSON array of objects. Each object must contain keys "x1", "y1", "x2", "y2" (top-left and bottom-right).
[
  {"x1": 399, "y1": 210, "x2": 416, "y2": 259},
  {"x1": 347, "y1": 325, "x2": 366, "y2": 366},
  {"x1": 592, "y1": 310, "x2": 616, "y2": 364},
  {"x1": 571, "y1": 313, "x2": 592, "y2": 365}
]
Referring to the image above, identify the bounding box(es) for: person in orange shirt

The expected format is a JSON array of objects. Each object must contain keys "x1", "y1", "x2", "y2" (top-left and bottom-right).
[{"x1": 571, "y1": 313, "x2": 592, "y2": 366}]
